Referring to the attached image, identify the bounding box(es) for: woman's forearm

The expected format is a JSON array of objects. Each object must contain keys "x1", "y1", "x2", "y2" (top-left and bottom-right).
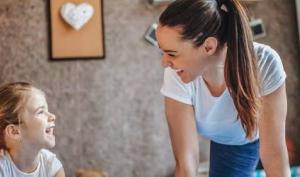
[
  {"x1": 260, "y1": 146, "x2": 290, "y2": 177},
  {"x1": 174, "y1": 155, "x2": 199, "y2": 177}
]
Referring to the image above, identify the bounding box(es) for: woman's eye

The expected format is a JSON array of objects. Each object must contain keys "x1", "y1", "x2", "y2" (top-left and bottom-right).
[{"x1": 168, "y1": 53, "x2": 176, "y2": 57}]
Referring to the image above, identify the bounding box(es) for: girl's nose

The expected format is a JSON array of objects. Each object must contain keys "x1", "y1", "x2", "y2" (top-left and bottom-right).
[{"x1": 48, "y1": 112, "x2": 56, "y2": 122}]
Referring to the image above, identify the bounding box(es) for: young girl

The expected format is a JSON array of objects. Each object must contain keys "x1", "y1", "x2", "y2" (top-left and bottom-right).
[
  {"x1": 0, "y1": 82, "x2": 65, "y2": 177},
  {"x1": 157, "y1": 0, "x2": 290, "y2": 176}
]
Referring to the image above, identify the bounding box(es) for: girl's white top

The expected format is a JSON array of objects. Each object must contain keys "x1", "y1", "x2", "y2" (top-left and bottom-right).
[{"x1": 0, "y1": 149, "x2": 62, "y2": 177}]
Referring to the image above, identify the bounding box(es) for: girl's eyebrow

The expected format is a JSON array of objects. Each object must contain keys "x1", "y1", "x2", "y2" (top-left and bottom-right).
[
  {"x1": 35, "y1": 106, "x2": 46, "y2": 112},
  {"x1": 37, "y1": 106, "x2": 46, "y2": 109}
]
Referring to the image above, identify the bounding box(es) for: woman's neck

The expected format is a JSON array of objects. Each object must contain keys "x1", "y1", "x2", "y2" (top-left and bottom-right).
[
  {"x1": 202, "y1": 45, "x2": 227, "y2": 96},
  {"x1": 8, "y1": 144, "x2": 40, "y2": 173}
]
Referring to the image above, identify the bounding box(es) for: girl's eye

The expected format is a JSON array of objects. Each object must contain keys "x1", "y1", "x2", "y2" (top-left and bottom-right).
[{"x1": 38, "y1": 110, "x2": 44, "y2": 114}]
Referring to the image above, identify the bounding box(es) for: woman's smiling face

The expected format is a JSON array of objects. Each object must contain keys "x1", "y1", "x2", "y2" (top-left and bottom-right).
[{"x1": 156, "y1": 25, "x2": 212, "y2": 83}]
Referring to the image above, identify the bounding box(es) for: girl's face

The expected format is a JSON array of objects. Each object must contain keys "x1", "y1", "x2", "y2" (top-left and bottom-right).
[
  {"x1": 156, "y1": 25, "x2": 213, "y2": 83},
  {"x1": 20, "y1": 89, "x2": 56, "y2": 149}
]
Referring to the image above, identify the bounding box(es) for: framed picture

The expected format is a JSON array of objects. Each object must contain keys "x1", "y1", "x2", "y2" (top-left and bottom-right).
[
  {"x1": 49, "y1": 0, "x2": 105, "y2": 60},
  {"x1": 144, "y1": 23, "x2": 158, "y2": 47}
]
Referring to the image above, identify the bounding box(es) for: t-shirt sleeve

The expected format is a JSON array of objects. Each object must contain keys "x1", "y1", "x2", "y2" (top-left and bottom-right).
[
  {"x1": 160, "y1": 67, "x2": 193, "y2": 105},
  {"x1": 258, "y1": 46, "x2": 286, "y2": 96},
  {"x1": 0, "y1": 158, "x2": 6, "y2": 177},
  {"x1": 40, "y1": 149, "x2": 63, "y2": 177},
  {"x1": 0, "y1": 153, "x2": 10, "y2": 177}
]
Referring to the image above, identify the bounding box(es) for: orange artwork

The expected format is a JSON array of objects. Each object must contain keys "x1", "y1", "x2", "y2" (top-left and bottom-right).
[{"x1": 49, "y1": 0, "x2": 105, "y2": 60}]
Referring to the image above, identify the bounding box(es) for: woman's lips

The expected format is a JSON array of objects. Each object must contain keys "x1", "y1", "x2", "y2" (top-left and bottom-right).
[{"x1": 175, "y1": 69, "x2": 184, "y2": 75}]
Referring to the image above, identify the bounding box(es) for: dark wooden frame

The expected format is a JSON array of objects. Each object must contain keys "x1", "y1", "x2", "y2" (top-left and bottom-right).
[{"x1": 48, "y1": 0, "x2": 105, "y2": 60}]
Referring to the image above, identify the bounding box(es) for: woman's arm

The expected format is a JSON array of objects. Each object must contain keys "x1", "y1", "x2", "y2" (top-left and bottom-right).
[
  {"x1": 54, "y1": 168, "x2": 65, "y2": 177},
  {"x1": 165, "y1": 97, "x2": 199, "y2": 177},
  {"x1": 259, "y1": 83, "x2": 290, "y2": 177}
]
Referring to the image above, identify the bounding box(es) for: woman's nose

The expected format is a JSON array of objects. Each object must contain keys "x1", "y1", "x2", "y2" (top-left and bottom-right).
[{"x1": 161, "y1": 56, "x2": 172, "y2": 68}]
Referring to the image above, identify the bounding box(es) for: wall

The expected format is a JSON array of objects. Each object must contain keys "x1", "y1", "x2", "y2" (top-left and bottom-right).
[
  {"x1": 247, "y1": 0, "x2": 300, "y2": 163},
  {"x1": 0, "y1": 0, "x2": 299, "y2": 176}
]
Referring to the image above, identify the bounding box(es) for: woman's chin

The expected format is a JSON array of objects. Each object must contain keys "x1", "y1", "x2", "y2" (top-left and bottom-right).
[{"x1": 180, "y1": 74, "x2": 197, "y2": 83}]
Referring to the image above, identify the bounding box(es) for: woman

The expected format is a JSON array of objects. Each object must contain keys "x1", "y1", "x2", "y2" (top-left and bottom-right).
[{"x1": 156, "y1": 0, "x2": 290, "y2": 176}]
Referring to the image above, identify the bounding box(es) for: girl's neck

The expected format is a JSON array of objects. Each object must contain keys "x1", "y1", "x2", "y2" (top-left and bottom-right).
[{"x1": 8, "y1": 144, "x2": 41, "y2": 173}]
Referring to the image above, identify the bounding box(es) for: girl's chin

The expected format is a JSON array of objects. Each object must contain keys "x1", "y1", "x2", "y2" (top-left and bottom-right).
[
  {"x1": 46, "y1": 141, "x2": 56, "y2": 148},
  {"x1": 44, "y1": 135, "x2": 56, "y2": 148}
]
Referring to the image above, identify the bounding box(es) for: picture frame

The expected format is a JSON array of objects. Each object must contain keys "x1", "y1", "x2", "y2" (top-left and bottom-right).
[
  {"x1": 249, "y1": 18, "x2": 266, "y2": 40},
  {"x1": 144, "y1": 23, "x2": 158, "y2": 47},
  {"x1": 48, "y1": 0, "x2": 105, "y2": 60}
]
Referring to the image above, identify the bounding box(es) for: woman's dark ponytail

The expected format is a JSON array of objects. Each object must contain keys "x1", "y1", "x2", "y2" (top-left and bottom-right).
[{"x1": 222, "y1": 0, "x2": 260, "y2": 139}]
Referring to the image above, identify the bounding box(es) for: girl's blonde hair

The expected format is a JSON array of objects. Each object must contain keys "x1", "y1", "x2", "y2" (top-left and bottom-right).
[{"x1": 0, "y1": 82, "x2": 38, "y2": 149}]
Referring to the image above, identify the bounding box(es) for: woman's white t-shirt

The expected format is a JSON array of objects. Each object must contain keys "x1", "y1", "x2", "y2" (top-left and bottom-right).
[
  {"x1": 0, "y1": 149, "x2": 62, "y2": 177},
  {"x1": 160, "y1": 42, "x2": 286, "y2": 145}
]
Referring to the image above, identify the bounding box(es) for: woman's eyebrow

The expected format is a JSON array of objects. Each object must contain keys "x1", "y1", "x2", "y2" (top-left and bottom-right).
[
  {"x1": 163, "y1": 49, "x2": 177, "y2": 53},
  {"x1": 158, "y1": 44, "x2": 178, "y2": 53}
]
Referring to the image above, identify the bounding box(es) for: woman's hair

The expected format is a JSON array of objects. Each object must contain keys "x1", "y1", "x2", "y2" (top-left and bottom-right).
[
  {"x1": 0, "y1": 82, "x2": 36, "y2": 149},
  {"x1": 159, "y1": 0, "x2": 260, "y2": 139}
]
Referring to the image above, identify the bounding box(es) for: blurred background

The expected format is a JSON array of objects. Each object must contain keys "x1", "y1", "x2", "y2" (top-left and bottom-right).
[{"x1": 0, "y1": 0, "x2": 299, "y2": 176}]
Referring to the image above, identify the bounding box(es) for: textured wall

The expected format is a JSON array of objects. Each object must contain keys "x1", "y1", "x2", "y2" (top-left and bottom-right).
[
  {"x1": 246, "y1": 0, "x2": 300, "y2": 163},
  {"x1": 0, "y1": 0, "x2": 299, "y2": 176}
]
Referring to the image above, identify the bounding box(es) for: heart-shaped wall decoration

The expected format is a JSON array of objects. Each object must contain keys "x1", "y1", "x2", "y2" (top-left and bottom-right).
[{"x1": 60, "y1": 2, "x2": 94, "y2": 30}]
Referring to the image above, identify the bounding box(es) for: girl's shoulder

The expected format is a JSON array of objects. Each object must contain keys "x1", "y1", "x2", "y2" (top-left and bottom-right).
[
  {"x1": 40, "y1": 149, "x2": 63, "y2": 177},
  {"x1": 0, "y1": 151, "x2": 9, "y2": 172},
  {"x1": 40, "y1": 149, "x2": 59, "y2": 165},
  {"x1": 40, "y1": 149, "x2": 59, "y2": 162}
]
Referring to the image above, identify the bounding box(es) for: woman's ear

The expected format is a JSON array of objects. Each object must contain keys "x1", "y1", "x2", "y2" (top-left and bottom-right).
[
  {"x1": 202, "y1": 37, "x2": 218, "y2": 55},
  {"x1": 4, "y1": 124, "x2": 21, "y2": 140}
]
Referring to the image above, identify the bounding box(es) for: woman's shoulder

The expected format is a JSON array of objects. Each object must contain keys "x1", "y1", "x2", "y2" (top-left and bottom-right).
[
  {"x1": 253, "y1": 42, "x2": 286, "y2": 95},
  {"x1": 254, "y1": 42, "x2": 281, "y2": 62},
  {"x1": 253, "y1": 42, "x2": 283, "y2": 71}
]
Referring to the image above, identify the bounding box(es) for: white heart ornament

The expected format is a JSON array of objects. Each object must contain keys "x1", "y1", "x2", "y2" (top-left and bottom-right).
[{"x1": 60, "y1": 2, "x2": 94, "y2": 30}]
